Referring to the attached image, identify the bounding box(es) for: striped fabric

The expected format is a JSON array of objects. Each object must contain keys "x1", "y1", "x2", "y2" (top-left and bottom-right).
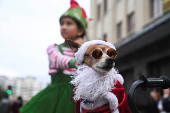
[{"x1": 47, "y1": 44, "x2": 76, "y2": 75}]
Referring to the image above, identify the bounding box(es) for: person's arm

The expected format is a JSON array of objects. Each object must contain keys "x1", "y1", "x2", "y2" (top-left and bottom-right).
[{"x1": 47, "y1": 44, "x2": 76, "y2": 69}]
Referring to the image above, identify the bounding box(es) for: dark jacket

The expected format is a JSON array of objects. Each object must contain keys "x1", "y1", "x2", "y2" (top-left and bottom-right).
[
  {"x1": 12, "y1": 101, "x2": 23, "y2": 113},
  {"x1": 0, "y1": 98, "x2": 11, "y2": 113}
]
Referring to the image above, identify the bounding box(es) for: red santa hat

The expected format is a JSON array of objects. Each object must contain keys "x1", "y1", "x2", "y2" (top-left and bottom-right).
[{"x1": 74, "y1": 40, "x2": 116, "y2": 64}]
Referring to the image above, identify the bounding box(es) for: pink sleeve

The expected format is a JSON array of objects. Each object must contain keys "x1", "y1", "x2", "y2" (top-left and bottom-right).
[{"x1": 47, "y1": 44, "x2": 74, "y2": 69}]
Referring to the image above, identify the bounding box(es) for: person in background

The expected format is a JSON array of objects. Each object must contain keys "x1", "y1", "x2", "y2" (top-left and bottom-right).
[
  {"x1": 162, "y1": 88, "x2": 170, "y2": 113},
  {"x1": 11, "y1": 96, "x2": 23, "y2": 113},
  {"x1": 0, "y1": 92, "x2": 11, "y2": 113},
  {"x1": 19, "y1": 0, "x2": 90, "y2": 113},
  {"x1": 163, "y1": 88, "x2": 170, "y2": 98},
  {"x1": 135, "y1": 88, "x2": 159, "y2": 113},
  {"x1": 162, "y1": 95, "x2": 170, "y2": 112},
  {"x1": 150, "y1": 88, "x2": 164, "y2": 112}
]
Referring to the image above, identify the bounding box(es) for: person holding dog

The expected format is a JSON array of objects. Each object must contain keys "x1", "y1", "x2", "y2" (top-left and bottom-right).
[{"x1": 19, "y1": 0, "x2": 89, "y2": 113}]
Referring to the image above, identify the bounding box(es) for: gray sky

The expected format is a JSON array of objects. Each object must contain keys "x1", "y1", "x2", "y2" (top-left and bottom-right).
[{"x1": 0, "y1": 0, "x2": 90, "y2": 87}]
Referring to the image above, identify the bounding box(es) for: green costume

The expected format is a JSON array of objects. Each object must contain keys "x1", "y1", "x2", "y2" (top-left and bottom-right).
[
  {"x1": 19, "y1": 44, "x2": 76, "y2": 113},
  {"x1": 19, "y1": 75, "x2": 76, "y2": 113}
]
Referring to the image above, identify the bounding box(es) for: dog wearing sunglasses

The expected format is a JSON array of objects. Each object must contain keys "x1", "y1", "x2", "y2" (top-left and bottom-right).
[{"x1": 67, "y1": 39, "x2": 131, "y2": 113}]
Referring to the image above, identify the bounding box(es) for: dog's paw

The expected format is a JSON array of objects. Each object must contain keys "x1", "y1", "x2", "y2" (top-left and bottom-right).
[
  {"x1": 109, "y1": 102, "x2": 118, "y2": 110},
  {"x1": 104, "y1": 92, "x2": 118, "y2": 110},
  {"x1": 111, "y1": 108, "x2": 119, "y2": 113}
]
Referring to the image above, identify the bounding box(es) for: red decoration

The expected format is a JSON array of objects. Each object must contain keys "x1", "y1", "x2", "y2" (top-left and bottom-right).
[
  {"x1": 69, "y1": 0, "x2": 87, "y2": 18},
  {"x1": 81, "y1": 8, "x2": 87, "y2": 18},
  {"x1": 69, "y1": 0, "x2": 79, "y2": 10}
]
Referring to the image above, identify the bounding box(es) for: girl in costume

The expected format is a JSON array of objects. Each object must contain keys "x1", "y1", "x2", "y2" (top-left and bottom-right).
[{"x1": 19, "y1": 0, "x2": 87, "y2": 113}]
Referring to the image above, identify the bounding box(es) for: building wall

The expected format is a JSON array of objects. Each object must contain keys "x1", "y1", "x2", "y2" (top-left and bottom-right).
[
  {"x1": 87, "y1": 0, "x2": 163, "y2": 43},
  {"x1": 88, "y1": 0, "x2": 170, "y2": 92},
  {"x1": 88, "y1": 0, "x2": 97, "y2": 40}
]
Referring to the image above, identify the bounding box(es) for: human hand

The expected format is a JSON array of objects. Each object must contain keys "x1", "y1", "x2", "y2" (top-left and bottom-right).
[
  {"x1": 74, "y1": 61, "x2": 79, "y2": 67},
  {"x1": 150, "y1": 90, "x2": 158, "y2": 101}
]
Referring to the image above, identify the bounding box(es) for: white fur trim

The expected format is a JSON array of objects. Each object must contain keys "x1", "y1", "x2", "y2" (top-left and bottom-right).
[
  {"x1": 70, "y1": 64, "x2": 122, "y2": 101},
  {"x1": 116, "y1": 74, "x2": 124, "y2": 85},
  {"x1": 75, "y1": 40, "x2": 116, "y2": 64},
  {"x1": 104, "y1": 92, "x2": 118, "y2": 110}
]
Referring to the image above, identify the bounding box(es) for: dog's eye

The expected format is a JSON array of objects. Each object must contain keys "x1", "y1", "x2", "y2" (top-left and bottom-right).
[
  {"x1": 107, "y1": 48, "x2": 117, "y2": 59},
  {"x1": 92, "y1": 49, "x2": 102, "y2": 59}
]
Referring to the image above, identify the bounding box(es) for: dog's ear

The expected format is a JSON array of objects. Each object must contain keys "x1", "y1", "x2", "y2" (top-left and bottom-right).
[{"x1": 66, "y1": 39, "x2": 80, "y2": 52}]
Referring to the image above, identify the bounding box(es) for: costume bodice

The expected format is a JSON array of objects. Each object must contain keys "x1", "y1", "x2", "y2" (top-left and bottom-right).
[
  {"x1": 50, "y1": 72, "x2": 72, "y2": 85},
  {"x1": 49, "y1": 43, "x2": 75, "y2": 85}
]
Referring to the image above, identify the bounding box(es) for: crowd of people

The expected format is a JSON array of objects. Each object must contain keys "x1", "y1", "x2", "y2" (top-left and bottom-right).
[
  {"x1": 150, "y1": 88, "x2": 170, "y2": 113},
  {"x1": 0, "y1": 92, "x2": 23, "y2": 113}
]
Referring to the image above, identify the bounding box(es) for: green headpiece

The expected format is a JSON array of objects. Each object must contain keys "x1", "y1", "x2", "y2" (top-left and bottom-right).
[{"x1": 60, "y1": 0, "x2": 87, "y2": 35}]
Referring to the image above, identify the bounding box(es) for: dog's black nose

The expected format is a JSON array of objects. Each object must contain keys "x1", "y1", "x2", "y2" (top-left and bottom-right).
[{"x1": 106, "y1": 58, "x2": 114, "y2": 64}]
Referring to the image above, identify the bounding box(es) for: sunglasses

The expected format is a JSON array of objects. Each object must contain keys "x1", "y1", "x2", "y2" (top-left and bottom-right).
[{"x1": 85, "y1": 48, "x2": 117, "y2": 60}]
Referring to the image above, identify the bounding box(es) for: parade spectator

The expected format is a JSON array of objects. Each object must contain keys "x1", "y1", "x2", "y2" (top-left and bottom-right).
[
  {"x1": 162, "y1": 96, "x2": 170, "y2": 112},
  {"x1": 150, "y1": 88, "x2": 164, "y2": 112},
  {"x1": 0, "y1": 92, "x2": 11, "y2": 113},
  {"x1": 161, "y1": 88, "x2": 170, "y2": 113},
  {"x1": 11, "y1": 96, "x2": 23, "y2": 113},
  {"x1": 163, "y1": 88, "x2": 170, "y2": 98}
]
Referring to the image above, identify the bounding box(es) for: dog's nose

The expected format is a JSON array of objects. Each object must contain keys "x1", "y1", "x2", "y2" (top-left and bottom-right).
[{"x1": 106, "y1": 58, "x2": 114, "y2": 64}]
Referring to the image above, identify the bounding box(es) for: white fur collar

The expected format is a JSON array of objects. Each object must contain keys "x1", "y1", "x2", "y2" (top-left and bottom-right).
[{"x1": 70, "y1": 64, "x2": 124, "y2": 101}]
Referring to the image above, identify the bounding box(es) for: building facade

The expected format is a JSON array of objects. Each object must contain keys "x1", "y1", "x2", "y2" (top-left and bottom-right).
[{"x1": 88, "y1": 0, "x2": 170, "y2": 91}]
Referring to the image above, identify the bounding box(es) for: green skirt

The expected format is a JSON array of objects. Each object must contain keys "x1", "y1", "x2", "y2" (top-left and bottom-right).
[{"x1": 19, "y1": 76, "x2": 76, "y2": 113}]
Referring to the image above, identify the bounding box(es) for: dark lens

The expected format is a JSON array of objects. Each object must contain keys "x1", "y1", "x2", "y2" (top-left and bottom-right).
[
  {"x1": 92, "y1": 49, "x2": 103, "y2": 59},
  {"x1": 107, "y1": 48, "x2": 117, "y2": 59}
]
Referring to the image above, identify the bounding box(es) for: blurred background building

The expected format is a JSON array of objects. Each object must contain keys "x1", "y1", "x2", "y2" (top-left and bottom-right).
[
  {"x1": 88, "y1": 0, "x2": 170, "y2": 92},
  {"x1": 0, "y1": 75, "x2": 42, "y2": 102}
]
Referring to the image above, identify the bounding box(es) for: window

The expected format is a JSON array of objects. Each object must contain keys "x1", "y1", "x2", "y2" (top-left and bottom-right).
[
  {"x1": 104, "y1": 0, "x2": 107, "y2": 14},
  {"x1": 117, "y1": 22, "x2": 122, "y2": 39},
  {"x1": 127, "y1": 12, "x2": 135, "y2": 33},
  {"x1": 150, "y1": 0, "x2": 154, "y2": 18},
  {"x1": 150, "y1": 0, "x2": 163, "y2": 18},
  {"x1": 103, "y1": 34, "x2": 107, "y2": 41},
  {"x1": 97, "y1": 4, "x2": 101, "y2": 21},
  {"x1": 148, "y1": 57, "x2": 170, "y2": 78}
]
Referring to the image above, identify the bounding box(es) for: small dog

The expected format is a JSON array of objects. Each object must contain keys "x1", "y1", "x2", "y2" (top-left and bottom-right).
[{"x1": 67, "y1": 39, "x2": 130, "y2": 113}]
